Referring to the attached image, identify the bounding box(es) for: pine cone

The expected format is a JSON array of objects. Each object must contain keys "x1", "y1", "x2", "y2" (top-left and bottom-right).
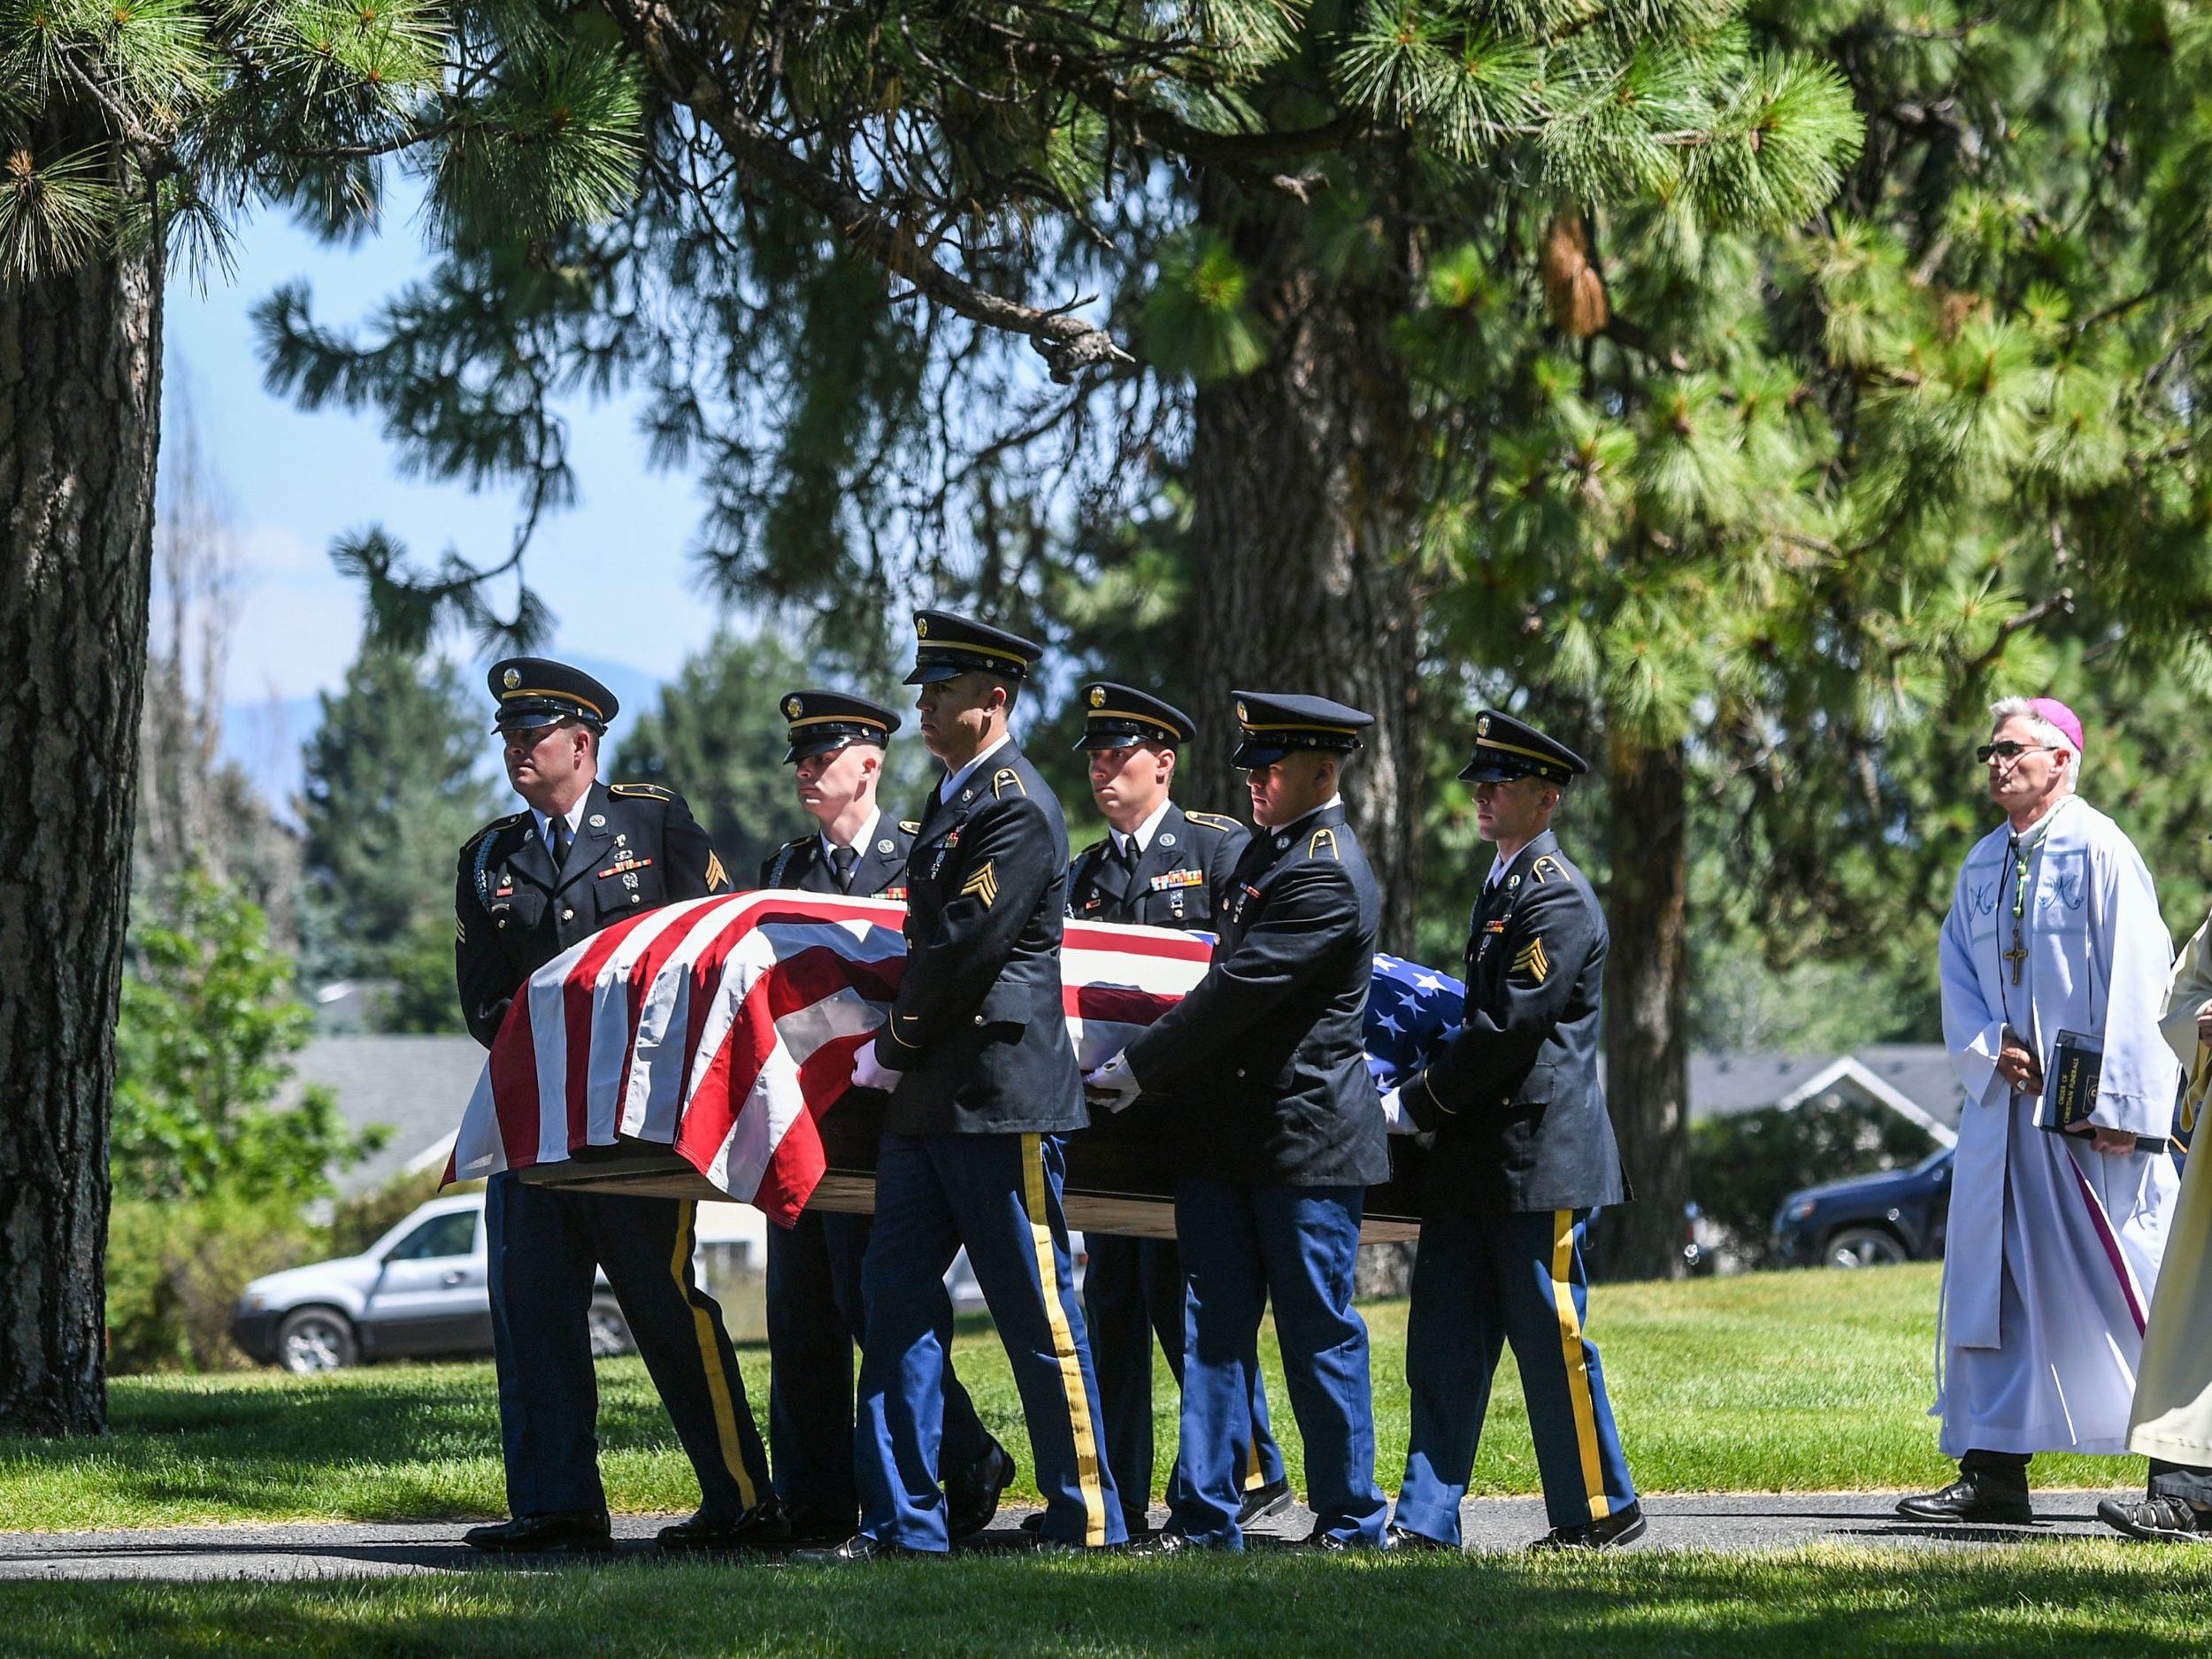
[{"x1": 1540, "y1": 211, "x2": 1609, "y2": 338}]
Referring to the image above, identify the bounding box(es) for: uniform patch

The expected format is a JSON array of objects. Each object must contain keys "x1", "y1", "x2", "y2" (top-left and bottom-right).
[
  {"x1": 455, "y1": 916, "x2": 466, "y2": 942},
  {"x1": 882, "y1": 886, "x2": 908, "y2": 902},
  {"x1": 705, "y1": 851, "x2": 727, "y2": 891},
  {"x1": 610, "y1": 781, "x2": 674, "y2": 801},
  {"x1": 992, "y1": 767, "x2": 1026, "y2": 798},
  {"x1": 1531, "y1": 855, "x2": 1565, "y2": 885},
  {"x1": 1309, "y1": 826, "x2": 1340, "y2": 860},
  {"x1": 899, "y1": 820, "x2": 920, "y2": 834},
  {"x1": 1149, "y1": 869, "x2": 1206, "y2": 891},
  {"x1": 959, "y1": 860, "x2": 1001, "y2": 907},
  {"x1": 1484, "y1": 918, "x2": 1508, "y2": 934},
  {"x1": 1184, "y1": 810, "x2": 1240, "y2": 832},
  {"x1": 598, "y1": 856, "x2": 654, "y2": 878},
  {"x1": 1511, "y1": 939, "x2": 1551, "y2": 984}
]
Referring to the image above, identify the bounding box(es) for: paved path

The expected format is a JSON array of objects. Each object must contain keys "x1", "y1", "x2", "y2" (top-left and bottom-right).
[{"x1": 0, "y1": 1493, "x2": 2147, "y2": 1582}]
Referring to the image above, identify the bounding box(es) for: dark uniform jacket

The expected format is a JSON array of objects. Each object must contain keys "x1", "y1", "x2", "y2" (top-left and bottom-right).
[
  {"x1": 876, "y1": 739, "x2": 1087, "y2": 1138},
  {"x1": 1401, "y1": 829, "x2": 1624, "y2": 1214},
  {"x1": 1066, "y1": 802, "x2": 1248, "y2": 932},
  {"x1": 455, "y1": 779, "x2": 728, "y2": 1049},
  {"x1": 1121, "y1": 802, "x2": 1389, "y2": 1189},
  {"x1": 757, "y1": 815, "x2": 916, "y2": 900}
]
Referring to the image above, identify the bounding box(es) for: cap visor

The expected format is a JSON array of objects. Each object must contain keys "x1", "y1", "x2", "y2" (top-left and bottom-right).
[
  {"x1": 1233, "y1": 741, "x2": 1292, "y2": 770},
  {"x1": 1458, "y1": 762, "x2": 1524, "y2": 783},
  {"x1": 1074, "y1": 733, "x2": 1146, "y2": 751},
  {"x1": 902, "y1": 663, "x2": 961, "y2": 686}
]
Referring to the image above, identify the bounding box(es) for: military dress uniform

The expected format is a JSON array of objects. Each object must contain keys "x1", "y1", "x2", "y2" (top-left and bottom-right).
[
  {"x1": 756, "y1": 691, "x2": 1004, "y2": 1546},
  {"x1": 1390, "y1": 711, "x2": 1640, "y2": 1551},
  {"x1": 455, "y1": 658, "x2": 772, "y2": 1550},
  {"x1": 1064, "y1": 683, "x2": 1288, "y2": 1535},
  {"x1": 848, "y1": 613, "x2": 1124, "y2": 1554},
  {"x1": 1112, "y1": 693, "x2": 1392, "y2": 1551}
]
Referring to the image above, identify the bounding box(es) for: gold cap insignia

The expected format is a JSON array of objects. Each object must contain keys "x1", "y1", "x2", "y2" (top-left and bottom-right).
[
  {"x1": 916, "y1": 617, "x2": 930, "y2": 639},
  {"x1": 1088, "y1": 687, "x2": 1105, "y2": 709},
  {"x1": 784, "y1": 696, "x2": 803, "y2": 719},
  {"x1": 1477, "y1": 715, "x2": 1490, "y2": 736},
  {"x1": 1235, "y1": 701, "x2": 1249, "y2": 724},
  {"x1": 503, "y1": 667, "x2": 521, "y2": 690}
]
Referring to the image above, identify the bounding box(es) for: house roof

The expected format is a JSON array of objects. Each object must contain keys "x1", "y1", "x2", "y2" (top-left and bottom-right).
[
  {"x1": 282, "y1": 1034, "x2": 485, "y2": 1196},
  {"x1": 1688, "y1": 1044, "x2": 1963, "y2": 1144}
]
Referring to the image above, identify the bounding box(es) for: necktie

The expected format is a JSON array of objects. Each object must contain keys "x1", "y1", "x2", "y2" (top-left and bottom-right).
[
  {"x1": 831, "y1": 844, "x2": 859, "y2": 894},
  {"x1": 549, "y1": 814, "x2": 572, "y2": 871}
]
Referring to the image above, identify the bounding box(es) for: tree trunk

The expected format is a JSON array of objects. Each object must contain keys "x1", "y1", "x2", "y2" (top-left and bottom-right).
[
  {"x1": 1595, "y1": 738, "x2": 1692, "y2": 1282},
  {"x1": 0, "y1": 130, "x2": 165, "y2": 1434},
  {"x1": 1183, "y1": 176, "x2": 1423, "y2": 952}
]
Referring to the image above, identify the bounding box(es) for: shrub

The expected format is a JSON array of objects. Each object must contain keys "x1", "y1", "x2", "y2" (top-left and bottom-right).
[{"x1": 106, "y1": 1187, "x2": 327, "y2": 1374}]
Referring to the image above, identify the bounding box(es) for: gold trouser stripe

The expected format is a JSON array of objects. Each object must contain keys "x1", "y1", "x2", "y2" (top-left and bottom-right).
[
  {"x1": 1021, "y1": 1133, "x2": 1110, "y2": 1545},
  {"x1": 1550, "y1": 1210, "x2": 1610, "y2": 1523},
  {"x1": 672, "y1": 1199, "x2": 756, "y2": 1509},
  {"x1": 1243, "y1": 1435, "x2": 1264, "y2": 1489}
]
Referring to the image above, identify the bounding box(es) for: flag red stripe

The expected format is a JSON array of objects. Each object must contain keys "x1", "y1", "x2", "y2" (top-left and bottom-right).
[{"x1": 489, "y1": 993, "x2": 545, "y2": 1168}]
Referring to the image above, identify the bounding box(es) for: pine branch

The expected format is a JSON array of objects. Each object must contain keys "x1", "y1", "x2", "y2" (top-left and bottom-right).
[
  {"x1": 1962, "y1": 588, "x2": 2075, "y2": 674},
  {"x1": 602, "y1": 0, "x2": 1133, "y2": 382}
]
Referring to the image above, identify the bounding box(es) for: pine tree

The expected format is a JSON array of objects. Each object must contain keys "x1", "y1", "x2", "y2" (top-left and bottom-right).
[
  {"x1": 1, "y1": 4, "x2": 642, "y2": 1430},
  {"x1": 298, "y1": 646, "x2": 498, "y2": 1030}
]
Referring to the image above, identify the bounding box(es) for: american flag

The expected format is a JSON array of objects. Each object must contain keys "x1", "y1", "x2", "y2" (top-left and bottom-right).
[{"x1": 449, "y1": 893, "x2": 1465, "y2": 1225}]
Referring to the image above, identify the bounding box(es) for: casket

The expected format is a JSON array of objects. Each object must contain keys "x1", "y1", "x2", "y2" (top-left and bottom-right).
[{"x1": 517, "y1": 1098, "x2": 1428, "y2": 1241}]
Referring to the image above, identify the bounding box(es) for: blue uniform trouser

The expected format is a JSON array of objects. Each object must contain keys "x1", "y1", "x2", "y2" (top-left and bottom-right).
[
  {"x1": 857, "y1": 1132, "x2": 1125, "y2": 1550},
  {"x1": 486, "y1": 1171, "x2": 768, "y2": 1518},
  {"x1": 1171, "y1": 1176, "x2": 1388, "y2": 1550},
  {"x1": 766, "y1": 1205, "x2": 992, "y2": 1527},
  {"x1": 1083, "y1": 1233, "x2": 1286, "y2": 1527},
  {"x1": 1395, "y1": 1208, "x2": 1637, "y2": 1541}
]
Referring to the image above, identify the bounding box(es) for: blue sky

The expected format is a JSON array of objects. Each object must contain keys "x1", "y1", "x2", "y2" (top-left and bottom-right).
[{"x1": 168, "y1": 187, "x2": 733, "y2": 716}]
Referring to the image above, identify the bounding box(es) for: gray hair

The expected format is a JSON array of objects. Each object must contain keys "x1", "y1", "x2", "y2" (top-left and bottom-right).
[{"x1": 1989, "y1": 695, "x2": 2078, "y2": 764}]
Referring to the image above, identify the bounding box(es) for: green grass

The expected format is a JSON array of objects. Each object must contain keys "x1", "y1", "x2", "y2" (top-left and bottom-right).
[
  {"x1": 0, "y1": 1263, "x2": 2143, "y2": 1532},
  {"x1": 4, "y1": 1546, "x2": 2210, "y2": 1657}
]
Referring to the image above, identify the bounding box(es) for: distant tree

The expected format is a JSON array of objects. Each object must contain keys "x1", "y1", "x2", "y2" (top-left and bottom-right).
[
  {"x1": 137, "y1": 388, "x2": 301, "y2": 938},
  {"x1": 113, "y1": 871, "x2": 385, "y2": 1204},
  {"x1": 298, "y1": 647, "x2": 497, "y2": 1029},
  {"x1": 619, "y1": 630, "x2": 840, "y2": 879}
]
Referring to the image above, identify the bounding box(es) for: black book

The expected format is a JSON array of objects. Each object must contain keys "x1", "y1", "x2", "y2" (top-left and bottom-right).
[{"x1": 2043, "y1": 1029, "x2": 2168, "y2": 1152}]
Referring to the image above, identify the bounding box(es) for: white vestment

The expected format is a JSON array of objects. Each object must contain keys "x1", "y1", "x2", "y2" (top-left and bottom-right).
[{"x1": 1935, "y1": 796, "x2": 2182, "y2": 1456}]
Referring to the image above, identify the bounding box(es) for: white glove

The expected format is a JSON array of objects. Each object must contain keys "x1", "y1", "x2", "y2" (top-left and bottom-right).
[
  {"x1": 1083, "y1": 1051, "x2": 1142, "y2": 1112},
  {"x1": 1379, "y1": 1085, "x2": 1420, "y2": 1137},
  {"x1": 850, "y1": 1037, "x2": 897, "y2": 1094}
]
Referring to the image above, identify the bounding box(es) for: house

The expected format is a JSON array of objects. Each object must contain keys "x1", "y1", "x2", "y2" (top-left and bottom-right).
[{"x1": 1688, "y1": 1045, "x2": 1962, "y2": 1147}]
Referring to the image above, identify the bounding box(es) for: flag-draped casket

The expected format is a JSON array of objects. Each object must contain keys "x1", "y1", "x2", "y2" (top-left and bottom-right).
[{"x1": 448, "y1": 890, "x2": 1458, "y2": 1240}]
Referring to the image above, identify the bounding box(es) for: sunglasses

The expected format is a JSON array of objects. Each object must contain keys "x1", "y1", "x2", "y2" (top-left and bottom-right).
[{"x1": 1976, "y1": 741, "x2": 2059, "y2": 763}]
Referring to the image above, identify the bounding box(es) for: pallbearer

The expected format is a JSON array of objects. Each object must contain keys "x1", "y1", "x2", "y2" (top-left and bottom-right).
[
  {"x1": 1383, "y1": 711, "x2": 1641, "y2": 1551},
  {"x1": 1087, "y1": 692, "x2": 1391, "y2": 1552},
  {"x1": 1064, "y1": 683, "x2": 1291, "y2": 1538},
  {"x1": 757, "y1": 690, "x2": 1011, "y2": 1547},
  {"x1": 808, "y1": 611, "x2": 1124, "y2": 1559},
  {"x1": 454, "y1": 658, "x2": 776, "y2": 1554}
]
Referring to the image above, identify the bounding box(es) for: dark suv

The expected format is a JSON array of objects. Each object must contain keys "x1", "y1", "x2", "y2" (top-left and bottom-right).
[{"x1": 1770, "y1": 1146, "x2": 1954, "y2": 1268}]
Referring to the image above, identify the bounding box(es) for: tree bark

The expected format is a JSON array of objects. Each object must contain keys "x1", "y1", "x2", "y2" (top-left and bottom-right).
[
  {"x1": 1594, "y1": 738, "x2": 1693, "y2": 1282},
  {"x1": 0, "y1": 126, "x2": 165, "y2": 1435},
  {"x1": 1182, "y1": 175, "x2": 1423, "y2": 952}
]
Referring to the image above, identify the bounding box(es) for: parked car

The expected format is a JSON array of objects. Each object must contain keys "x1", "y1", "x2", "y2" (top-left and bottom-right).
[
  {"x1": 231, "y1": 1194, "x2": 634, "y2": 1374},
  {"x1": 1770, "y1": 1146, "x2": 1955, "y2": 1268}
]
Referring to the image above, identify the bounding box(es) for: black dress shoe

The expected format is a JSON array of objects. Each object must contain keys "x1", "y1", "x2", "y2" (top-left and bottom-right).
[
  {"x1": 1302, "y1": 1525, "x2": 1383, "y2": 1552},
  {"x1": 657, "y1": 1497, "x2": 793, "y2": 1552},
  {"x1": 1133, "y1": 1529, "x2": 1212, "y2": 1556},
  {"x1": 463, "y1": 1509, "x2": 612, "y2": 1553},
  {"x1": 1530, "y1": 1502, "x2": 1647, "y2": 1551},
  {"x1": 793, "y1": 1532, "x2": 935, "y2": 1563},
  {"x1": 1237, "y1": 1478, "x2": 1294, "y2": 1527},
  {"x1": 1895, "y1": 1477, "x2": 2033, "y2": 1525},
  {"x1": 2097, "y1": 1494, "x2": 2211, "y2": 1543},
  {"x1": 1386, "y1": 1523, "x2": 1455, "y2": 1553},
  {"x1": 946, "y1": 1439, "x2": 1017, "y2": 1540}
]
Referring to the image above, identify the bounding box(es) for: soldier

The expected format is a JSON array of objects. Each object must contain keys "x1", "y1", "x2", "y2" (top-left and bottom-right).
[
  {"x1": 455, "y1": 657, "x2": 780, "y2": 1553},
  {"x1": 1383, "y1": 710, "x2": 1642, "y2": 1552},
  {"x1": 757, "y1": 689, "x2": 1012, "y2": 1547},
  {"x1": 1086, "y1": 692, "x2": 1392, "y2": 1553},
  {"x1": 1062, "y1": 682, "x2": 1291, "y2": 1538},
  {"x1": 806, "y1": 611, "x2": 1123, "y2": 1560}
]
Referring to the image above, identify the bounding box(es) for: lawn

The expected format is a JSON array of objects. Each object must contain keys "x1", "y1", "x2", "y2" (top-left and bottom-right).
[
  {"x1": 4, "y1": 1547, "x2": 2210, "y2": 1659},
  {"x1": 0, "y1": 1263, "x2": 2143, "y2": 1532}
]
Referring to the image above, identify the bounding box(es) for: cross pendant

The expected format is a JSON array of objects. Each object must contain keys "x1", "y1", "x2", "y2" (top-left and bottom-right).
[{"x1": 2003, "y1": 926, "x2": 2029, "y2": 986}]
